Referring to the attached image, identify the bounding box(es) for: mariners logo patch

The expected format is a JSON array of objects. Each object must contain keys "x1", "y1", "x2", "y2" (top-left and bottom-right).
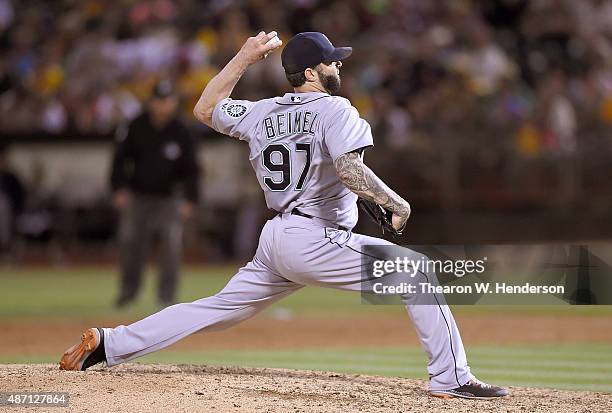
[{"x1": 225, "y1": 104, "x2": 247, "y2": 118}]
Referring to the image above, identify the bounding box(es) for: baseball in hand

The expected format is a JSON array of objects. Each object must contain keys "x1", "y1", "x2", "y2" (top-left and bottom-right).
[
  {"x1": 266, "y1": 35, "x2": 281, "y2": 47},
  {"x1": 264, "y1": 35, "x2": 282, "y2": 58}
]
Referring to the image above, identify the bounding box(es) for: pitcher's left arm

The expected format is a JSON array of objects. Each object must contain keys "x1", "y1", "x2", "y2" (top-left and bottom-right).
[{"x1": 334, "y1": 151, "x2": 411, "y2": 231}]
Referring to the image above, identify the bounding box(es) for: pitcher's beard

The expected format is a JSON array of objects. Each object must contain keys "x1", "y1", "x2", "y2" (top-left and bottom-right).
[{"x1": 316, "y1": 68, "x2": 341, "y2": 94}]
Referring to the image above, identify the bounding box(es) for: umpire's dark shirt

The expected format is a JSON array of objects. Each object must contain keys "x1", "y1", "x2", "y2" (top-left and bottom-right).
[{"x1": 110, "y1": 112, "x2": 199, "y2": 202}]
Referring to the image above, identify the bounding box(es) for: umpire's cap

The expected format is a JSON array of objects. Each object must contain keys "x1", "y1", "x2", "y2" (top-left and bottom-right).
[
  {"x1": 281, "y1": 32, "x2": 352, "y2": 74},
  {"x1": 152, "y1": 80, "x2": 176, "y2": 98}
]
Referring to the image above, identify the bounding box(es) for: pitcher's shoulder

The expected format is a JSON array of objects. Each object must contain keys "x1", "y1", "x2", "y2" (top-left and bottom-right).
[
  {"x1": 327, "y1": 95, "x2": 353, "y2": 108},
  {"x1": 323, "y1": 95, "x2": 358, "y2": 116},
  {"x1": 257, "y1": 96, "x2": 279, "y2": 105}
]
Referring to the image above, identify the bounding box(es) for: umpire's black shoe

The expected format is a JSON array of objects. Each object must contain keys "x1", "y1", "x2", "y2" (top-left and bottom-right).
[
  {"x1": 429, "y1": 377, "x2": 509, "y2": 399},
  {"x1": 59, "y1": 328, "x2": 107, "y2": 371}
]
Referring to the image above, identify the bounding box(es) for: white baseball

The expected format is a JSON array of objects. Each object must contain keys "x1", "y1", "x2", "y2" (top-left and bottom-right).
[
  {"x1": 266, "y1": 35, "x2": 281, "y2": 47},
  {"x1": 264, "y1": 35, "x2": 281, "y2": 58}
]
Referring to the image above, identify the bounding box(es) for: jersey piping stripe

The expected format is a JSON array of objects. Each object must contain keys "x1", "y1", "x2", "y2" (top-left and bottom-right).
[
  {"x1": 419, "y1": 272, "x2": 462, "y2": 388},
  {"x1": 275, "y1": 96, "x2": 330, "y2": 106},
  {"x1": 344, "y1": 243, "x2": 462, "y2": 388}
]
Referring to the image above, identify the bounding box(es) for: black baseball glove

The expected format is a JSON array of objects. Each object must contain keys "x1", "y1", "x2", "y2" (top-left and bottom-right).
[{"x1": 357, "y1": 198, "x2": 405, "y2": 236}]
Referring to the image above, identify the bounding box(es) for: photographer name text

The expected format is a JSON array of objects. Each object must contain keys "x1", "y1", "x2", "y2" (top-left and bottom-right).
[{"x1": 372, "y1": 282, "x2": 565, "y2": 295}]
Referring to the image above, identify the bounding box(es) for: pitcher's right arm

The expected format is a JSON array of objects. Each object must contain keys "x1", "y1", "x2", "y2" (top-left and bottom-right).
[{"x1": 193, "y1": 31, "x2": 282, "y2": 127}]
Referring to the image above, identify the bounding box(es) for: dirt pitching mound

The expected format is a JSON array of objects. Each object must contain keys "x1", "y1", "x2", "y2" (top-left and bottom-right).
[{"x1": 1, "y1": 364, "x2": 610, "y2": 413}]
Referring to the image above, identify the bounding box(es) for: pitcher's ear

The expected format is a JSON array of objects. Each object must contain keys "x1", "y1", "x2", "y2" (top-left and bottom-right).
[{"x1": 304, "y1": 67, "x2": 318, "y2": 82}]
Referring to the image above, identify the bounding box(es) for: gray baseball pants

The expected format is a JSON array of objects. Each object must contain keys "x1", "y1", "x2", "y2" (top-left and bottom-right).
[{"x1": 104, "y1": 213, "x2": 473, "y2": 390}]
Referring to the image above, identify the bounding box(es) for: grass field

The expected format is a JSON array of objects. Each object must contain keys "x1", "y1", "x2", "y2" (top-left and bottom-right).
[
  {"x1": 1, "y1": 265, "x2": 611, "y2": 393},
  {"x1": 2, "y1": 345, "x2": 611, "y2": 392},
  {"x1": 2, "y1": 266, "x2": 611, "y2": 318}
]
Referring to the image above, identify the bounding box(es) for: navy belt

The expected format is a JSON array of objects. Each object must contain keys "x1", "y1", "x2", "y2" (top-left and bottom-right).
[{"x1": 282, "y1": 209, "x2": 349, "y2": 232}]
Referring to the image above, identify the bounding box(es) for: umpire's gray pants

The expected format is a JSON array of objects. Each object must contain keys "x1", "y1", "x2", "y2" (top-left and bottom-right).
[
  {"x1": 118, "y1": 194, "x2": 182, "y2": 303},
  {"x1": 104, "y1": 213, "x2": 473, "y2": 390},
  {"x1": 0, "y1": 194, "x2": 12, "y2": 250}
]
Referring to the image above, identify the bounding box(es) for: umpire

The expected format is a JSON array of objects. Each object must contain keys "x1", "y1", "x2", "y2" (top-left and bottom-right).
[{"x1": 110, "y1": 80, "x2": 199, "y2": 308}]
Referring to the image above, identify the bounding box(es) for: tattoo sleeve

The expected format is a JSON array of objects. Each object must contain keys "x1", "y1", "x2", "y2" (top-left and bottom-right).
[{"x1": 334, "y1": 152, "x2": 411, "y2": 219}]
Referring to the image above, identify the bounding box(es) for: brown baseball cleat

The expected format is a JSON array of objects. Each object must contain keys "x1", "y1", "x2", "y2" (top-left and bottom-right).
[
  {"x1": 59, "y1": 328, "x2": 107, "y2": 371},
  {"x1": 429, "y1": 377, "x2": 509, "y2": 400}
]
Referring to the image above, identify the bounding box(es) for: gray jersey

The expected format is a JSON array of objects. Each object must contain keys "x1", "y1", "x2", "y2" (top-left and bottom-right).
[{"x1": 212, "y1": 91, "x2": 373, "y2": 229}]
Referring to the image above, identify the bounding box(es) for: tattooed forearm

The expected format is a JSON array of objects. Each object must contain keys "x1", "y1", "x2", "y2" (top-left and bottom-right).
[{"x1": 334, "y1": 152, "x2": 411, "y2": 219}]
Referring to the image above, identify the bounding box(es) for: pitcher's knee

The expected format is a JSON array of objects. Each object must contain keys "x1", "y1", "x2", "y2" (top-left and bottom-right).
[{"x1": 190, "y1": 295, "x2": 261, "y2": 331}]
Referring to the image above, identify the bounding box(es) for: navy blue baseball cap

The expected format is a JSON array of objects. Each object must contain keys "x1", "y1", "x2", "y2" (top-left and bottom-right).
[{"x1": 281, "y1": 32, "x2": 352, "y2": 74}]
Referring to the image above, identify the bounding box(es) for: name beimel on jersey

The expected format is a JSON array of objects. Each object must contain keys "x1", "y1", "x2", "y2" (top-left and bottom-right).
[{"x1": 263, "y1": 110, "x2": 321, "y2": 140}]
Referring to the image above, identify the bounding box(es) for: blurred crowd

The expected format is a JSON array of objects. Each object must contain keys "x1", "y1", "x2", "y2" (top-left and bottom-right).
[
  {"x1": 0, "y1": 0, "x2": 611, "y2": 151},
  {"x1": 2, "y1": 0, "x2": 612, "y2": 257}
]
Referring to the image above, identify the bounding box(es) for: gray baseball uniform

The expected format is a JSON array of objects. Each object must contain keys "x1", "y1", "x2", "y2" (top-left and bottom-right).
[{"x1": 102, "y1": 91, "x2": 474, "y2": 391}]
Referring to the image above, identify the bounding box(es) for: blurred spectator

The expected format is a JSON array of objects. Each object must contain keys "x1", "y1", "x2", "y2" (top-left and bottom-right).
[
  {"x1": 538, "y1": 70, "x2": 577, "y2": 153},
  {"x1": 450, "y1": 22, "x2": 517, "y2": 96},
  {"x1": 110, "y1": 80, "x2": 199, "y2": 308},
  {"x1": 0, "y1": 0, "x2": 14, "y2": 31},
  {"x1": 0, "y1": 143, "x2": 25, "y2": 254}
]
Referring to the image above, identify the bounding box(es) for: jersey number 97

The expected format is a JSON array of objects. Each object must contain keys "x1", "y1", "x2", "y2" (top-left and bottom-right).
[{"x1": 262, "y1": 143, "x2": 311, "y2": 191}]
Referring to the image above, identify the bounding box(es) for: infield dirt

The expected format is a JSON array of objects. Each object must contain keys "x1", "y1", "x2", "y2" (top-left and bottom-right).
[
  {"x1": 2, "y1": 313, "x2": 612, "y2": 356},
  {"x1": 1, "y1": 364, "x2": 611, "y2": 413}
]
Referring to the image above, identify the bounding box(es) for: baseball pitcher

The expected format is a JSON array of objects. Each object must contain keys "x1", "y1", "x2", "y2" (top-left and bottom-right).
[{"x1": 60, "y1": 31, "x2": 508, "y2": 400}]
